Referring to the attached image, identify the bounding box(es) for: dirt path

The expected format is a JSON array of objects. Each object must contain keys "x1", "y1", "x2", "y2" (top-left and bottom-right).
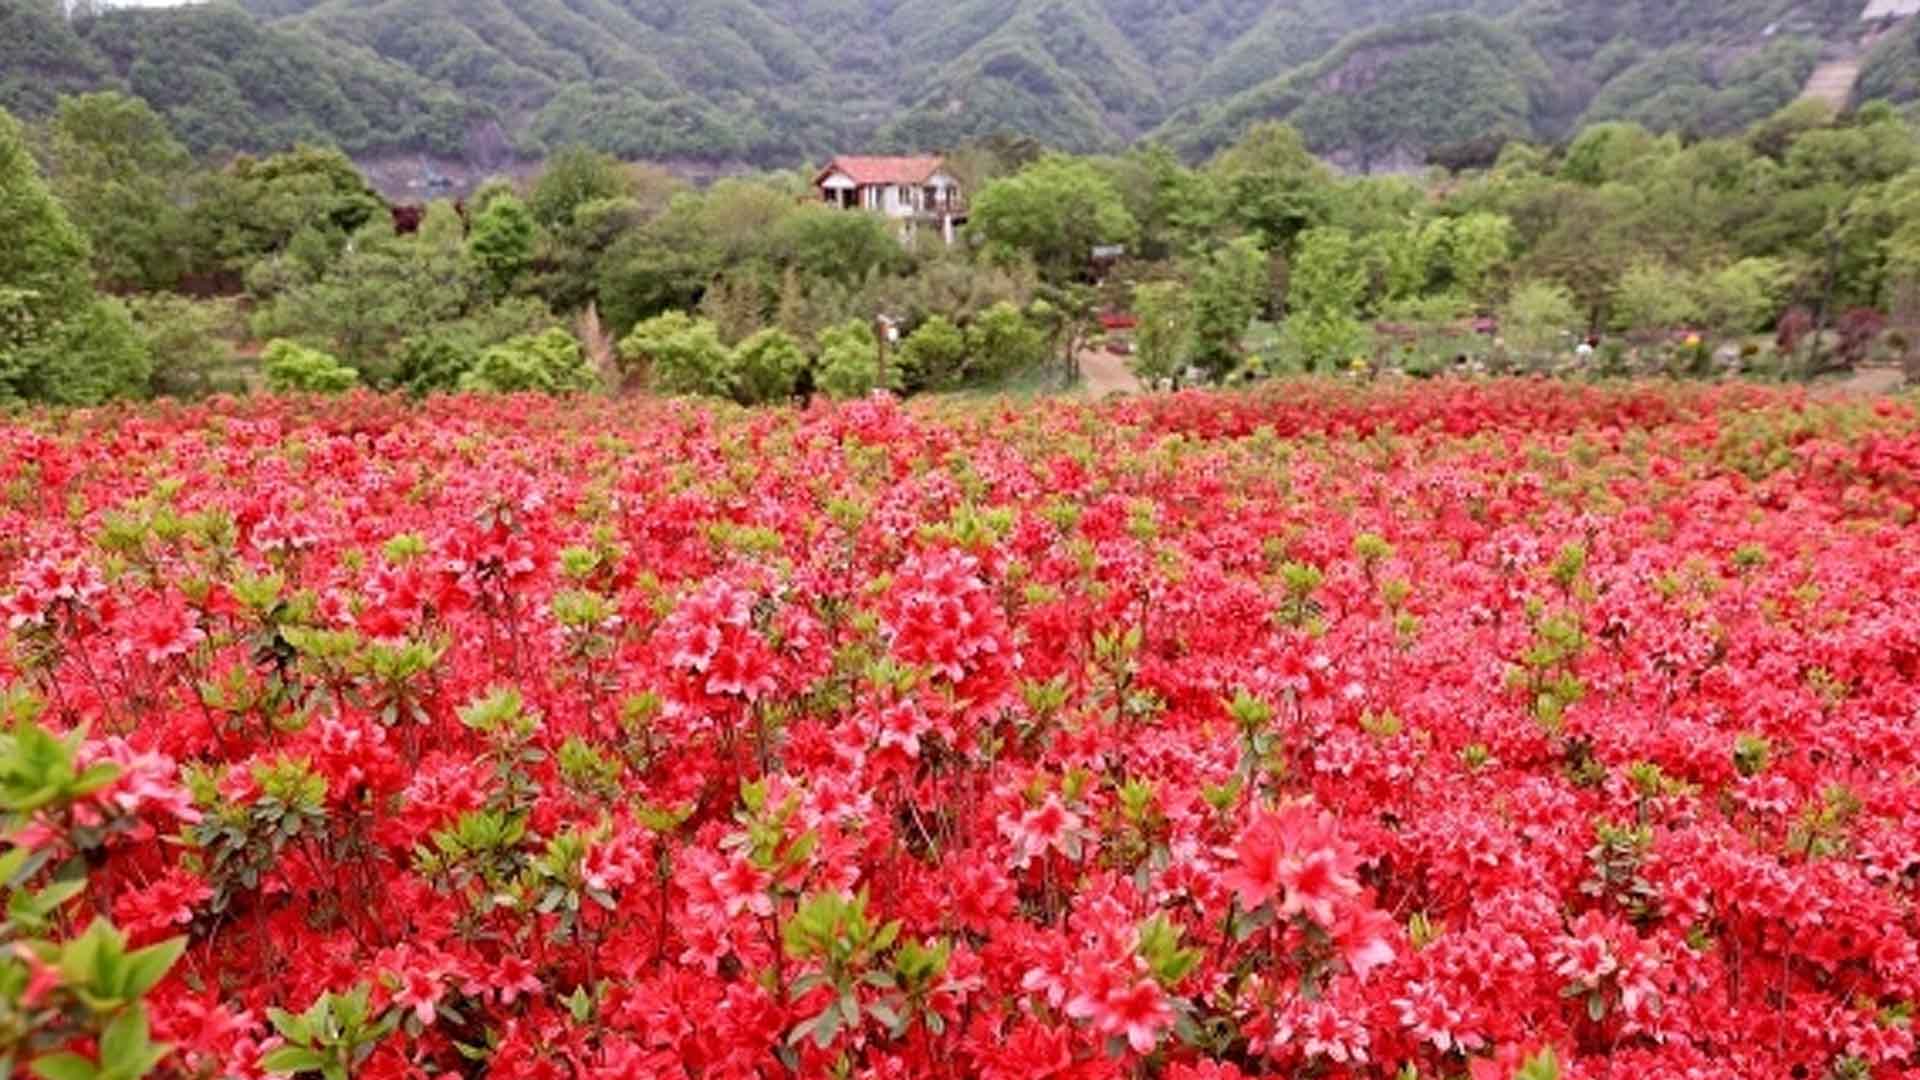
[
  {"x1": 1825, "y1": 365, "x2": 1908, "y2": 395},
  {"x1": 1801, "y1": 59, "x2": 1863, "y2": 110},
  {"x1": 1079, "y1": 348, "x2": 1144, "y2": 399}
]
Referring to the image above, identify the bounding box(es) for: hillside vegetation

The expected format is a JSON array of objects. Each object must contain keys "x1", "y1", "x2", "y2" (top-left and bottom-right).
[{"x1": 0, "y1": 0, "x2": 1894, "y2": 167}]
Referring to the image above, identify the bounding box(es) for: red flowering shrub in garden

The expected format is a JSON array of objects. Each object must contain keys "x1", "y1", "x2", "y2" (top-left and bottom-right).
[{"x1": 1, "y1": 379, "x2": 1919, "y2": 1079}]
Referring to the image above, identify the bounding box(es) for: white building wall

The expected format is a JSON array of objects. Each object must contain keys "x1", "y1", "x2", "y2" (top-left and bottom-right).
[{"x1": 1863, "y1": 0, "x2": 1920, "y2": 18}]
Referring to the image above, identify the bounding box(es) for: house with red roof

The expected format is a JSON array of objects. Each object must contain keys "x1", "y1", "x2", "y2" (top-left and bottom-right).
[{"x1": 814, "y1": 155, "x2": 967, "y2": 243}]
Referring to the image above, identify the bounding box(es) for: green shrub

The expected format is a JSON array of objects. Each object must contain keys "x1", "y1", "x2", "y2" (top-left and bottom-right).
[
  {"x1": 457, "y1": 329, "x2": 598, "y2": 394},
  {"x1": 814, "y1": 319, "x2": 898, "y2": 399},
  {"x1": 128, "y1": 294, "x2": 237, "y2": 399},
  {"x1": 394, "y1": 337, "x2": 475, "y2": 397},
  {"x1": 731, "y1": 328, "x2": 807, "y2": 404},
  {"x1": 964, "y1": 302, "x2": 1048, "y2": 384},
  {"x1": 23, "y1": 299, "x2": 154, "y2": 406},
  {"x1": 619, "y1": 312, "x2": 732, "y2": 397},
  {"x1": 262, "y1": 339, "x2": 359, "y2": 394},
  {"x1": 898, "y1": 316, "x2": 969, "y2": 390}
]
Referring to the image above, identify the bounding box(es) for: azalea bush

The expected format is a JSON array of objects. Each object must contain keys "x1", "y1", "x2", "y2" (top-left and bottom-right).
[{"x1": 0, "y1": 379, "x2": 1917, "y2": 1079}]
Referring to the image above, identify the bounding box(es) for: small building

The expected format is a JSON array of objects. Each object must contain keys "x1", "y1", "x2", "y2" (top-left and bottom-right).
[
  {"x1": 1863, "y1": 0, "x2": 1920, "y2": 19},
  {"x1": 813, "y1": 155, "x2": 967, "y2": 244}
]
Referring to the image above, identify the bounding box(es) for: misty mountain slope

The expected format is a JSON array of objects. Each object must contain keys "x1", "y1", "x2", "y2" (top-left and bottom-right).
[{"x1": 0, "y1": 0, "x2": 1892, "y2": 168}]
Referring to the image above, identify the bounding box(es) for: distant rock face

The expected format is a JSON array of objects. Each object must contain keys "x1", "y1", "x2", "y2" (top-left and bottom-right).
[{"x1": 1314, "y1": 44, "x2": 1419, "y2": 95}]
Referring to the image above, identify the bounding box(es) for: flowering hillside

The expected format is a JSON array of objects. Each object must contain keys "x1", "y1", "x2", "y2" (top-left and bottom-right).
[{"x1": 2, "y1": 380, "x2": 1919, "y2": 1079}]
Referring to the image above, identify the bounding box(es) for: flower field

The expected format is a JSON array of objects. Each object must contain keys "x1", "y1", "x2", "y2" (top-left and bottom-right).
[{"x1": 3, "y1": 380, "x2": 1920, "y2": 1080}]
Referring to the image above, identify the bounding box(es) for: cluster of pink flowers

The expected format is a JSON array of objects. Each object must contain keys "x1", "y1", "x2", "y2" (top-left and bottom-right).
[{"x1": 2, "y1": 380, "x2": 1917, "y2": 1078}]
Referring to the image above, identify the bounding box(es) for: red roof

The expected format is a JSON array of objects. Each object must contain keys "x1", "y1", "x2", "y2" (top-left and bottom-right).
[{"x1": 815, "y1": 155, "x2": 946, "y2": 187}]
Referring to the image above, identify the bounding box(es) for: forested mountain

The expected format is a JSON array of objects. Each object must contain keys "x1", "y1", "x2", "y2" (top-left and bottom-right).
[{"x1": 0, "y1": 0, "x2": 1897, "y2": 170}]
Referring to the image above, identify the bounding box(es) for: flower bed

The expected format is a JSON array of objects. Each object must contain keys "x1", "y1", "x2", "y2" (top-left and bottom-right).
[{"x1": 2, "y1": 382, "x2": 1918, "y2": 1079}]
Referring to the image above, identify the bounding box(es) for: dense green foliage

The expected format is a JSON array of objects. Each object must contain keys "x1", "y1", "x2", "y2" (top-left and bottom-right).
[
  {"x1": 0, "y1": 0, "x2": 1897, "y2": 168},
  {"x1": 12, "y1": 78, "x2": 1920, "y2": 407},
  {"x1": 0, "y1": 105, "x2": 150, "y2": 405}
]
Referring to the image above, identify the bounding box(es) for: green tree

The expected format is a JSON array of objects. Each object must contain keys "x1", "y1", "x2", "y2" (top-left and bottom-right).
[
  {"x1": 1277, "y1": 227, "x2": 1370, "y2": 371},
  {"x1": 971, "y1": 155, "x2": 1138, "y2": 281},
  {"x1": 698, "y1": 273, "x2": 770, "y2": 346},
  {"x1": 772, "y1": 206, "x2": 903, "y2": 286},
  {"x1": 1611, "y1": 259, "x2": 1699, "y2": 334},
  {"x1": 127, "y1": 294, "x2": 238, "y2": 399},
  {"x1": 1189, "y1": 236, "x2": 1268, "y2": 379},
  {"x1": 1276, "y1": 311, "x2": 1371, "y2": 374},
  {"x1": 1206, "y1": 122, "x2": 1332, "y2": 250},
  {"x1": 30, "y1": 297, "x2": 152, "y2": 406},
  {"x1": 1288, "y1": 228, "x2": 1368, "y2": 317},
  {"x1": 1501, "y1": 280, "x2": 1580, "y2": 359},
  {"x1": 251, "y1": 219, "x2": 474, "y2": 381},
  {"x1": 814, "y1": 319, "x2": 897, "y2": 399},
  {"x1": 618, "y1": 311, "x2": 733, "y2": 398},
  {"x1": 191, "y1": 145, "x2": 383, "y2": 271},
  {"x1": 0, "y1": 106, "x2": 149, "y2": 405},
  {"x1": 1562, "y1": 122, "x2": 1672, "y2": 185},
  {"x1": 529, "y1": 146, "x2": 631, "y2": 230},
  {"x1": 1131, "y1": 280, "x2": 1193, "y2": 387},
  {"x1": 963, "y1": 302, "x2": 1048, "y2": 384},
  {"x1": 0, "y1": 108, "x2": 91, "y2": 381},
  {"x1": 1437, "y1": 212, "x2": 1513, "y2": 300},
  {"x1": 1696, "y1": 258, "x2": 1788, "y2": 335},
  {"x1": 730, "y1": 327, "x2": 807, "y2": 404},
  {"x1": 469, "y1": 194, "x2": 536, "y2": 297},
  {"x1": 262, "y1": 339, "x2": 359, "y2": 394},
  {"x1": 43, "y1": 92, "x2": 194, "y2": 289}
]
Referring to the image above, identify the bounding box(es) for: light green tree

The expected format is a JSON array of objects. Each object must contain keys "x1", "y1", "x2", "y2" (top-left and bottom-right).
[
  {"x1": 1440, "y1": 212, "x2": 1513, "y2": 301},
  {"x1": 1206, "y1": 122, "x2": 1332, "y2": 250},
  {"x1": 1278, "y1": 227, "x2": 1370, "y2": 370},
  {"x1": 1696, "y1": 258, "x2": 1789, "y2": 335},
  {"x1": 964, "y1": 302, "x2": 1048, "y2": 384},
  {"x1": 1131, "y1": 280, "x2": 1193, "y2": 387},
  {"x1": 528, "y1": 146, "x2": 632, "y2": 230},
  {"x1": 1501, "y1": 280, "x2": 1580, "y2": 359},
  {"x1": 814, "y1": 319, "x2": 898, "y2": 399},
  {"x1": 44, "y1": 92, "x2": 194, "y2": 290},
  {"x1": 971, "y1": 156, "x2": 1138, "y2": 282},
  {"x1": 1289, "y1": 227, "x2": 1368, "y2": 316},
  {"x1": 1611, "y1": 259, "x2": 1699, "y2": 335},
  {"x1": 1189, "y1": 236, "x2": 1269, "y2": 379},
  {"x1": 619, "y1": 311, "x2": 734, "y2": 398}
]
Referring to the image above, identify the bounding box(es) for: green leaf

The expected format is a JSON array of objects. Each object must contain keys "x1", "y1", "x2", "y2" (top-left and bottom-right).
[
  {"x1": 99, "y1": 1004, "x2": 149, "y2": 1071},
  {"x1": 72, "y1": 763, "x2": 122, "y2": 797},
  {"x1": 811, "y1": 1005, "x2": 842, "y2": 1049},
  {"x1": 866, "y1": 1000, "x2": 902, "y2": 1035},
  {"x1": 259, "y1": 1046, "x2": 328, "y2": 1075},
  {"x1": 266, "y1": 1007, "x2": 311, "y2": 1045},
  {"x1": 32, "y1": 1054, "x2": 99, "y2": 1080},
  {"x1": 121, "y1": 937, "x2": 186, "y2": 998}
]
